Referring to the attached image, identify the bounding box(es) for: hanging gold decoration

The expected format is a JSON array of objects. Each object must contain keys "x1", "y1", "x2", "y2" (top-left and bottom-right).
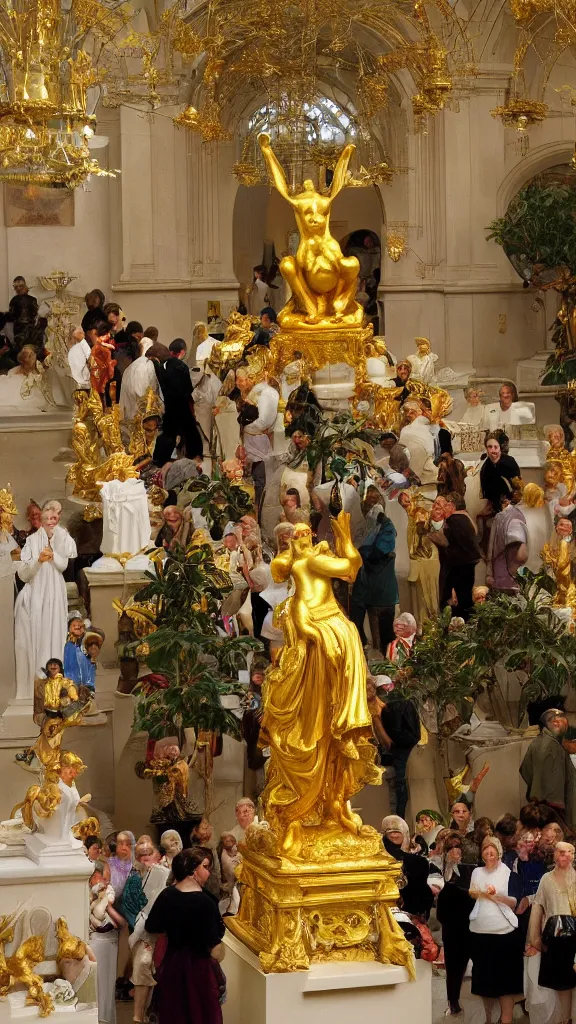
[
  {"x1": 116, "y1": 0, "x2": 472, "y2": 190},
  {"x1": 491, "y1": 98, "x2": 548, "y2": 130},
  {"x1": 0, "y1": 0, "x2": 128, "y2": 188}
]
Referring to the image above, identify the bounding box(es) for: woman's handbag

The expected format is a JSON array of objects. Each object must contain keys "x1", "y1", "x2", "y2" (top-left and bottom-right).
[{"x1": 542, "y1": 914, "x2": 576, "y2": 941}]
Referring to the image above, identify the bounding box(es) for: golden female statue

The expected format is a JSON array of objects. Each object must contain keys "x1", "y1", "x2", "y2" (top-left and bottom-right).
[
  {"x1": 260, "y1": 511, "x2": 381, "y2": 859},
  {"x1": 541, "y1": 535, "x2": 576, "y2": 611},
  {"x1": 544, "y1": 424, "x2": 576, "y2": 498},
  {"x1": 258, "y1": 134, "x2": 363, "y2": 329}
]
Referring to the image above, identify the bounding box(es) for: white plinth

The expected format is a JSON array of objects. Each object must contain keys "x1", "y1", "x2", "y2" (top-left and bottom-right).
[
  {"x1": 0, "y1": 846, "x2": 91, "y2": 944},
  {"x1": 222, "y1": 932, "x2": 431, "y2": 1024},
  {"x1": 0, "y1": 844, "x2": 96, "y2": 1024},
  {"x1": 0, "y1": 700, "x2": 36, "y2": 744}
]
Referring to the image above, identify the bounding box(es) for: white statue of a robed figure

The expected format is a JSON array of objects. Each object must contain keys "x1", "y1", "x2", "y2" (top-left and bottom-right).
[
  {"x1": 90, "y1": 477, "x2": 153, "y2": 572},
  {"x1": 14, "y1": 505, "x2": 77, "y2": 701}
]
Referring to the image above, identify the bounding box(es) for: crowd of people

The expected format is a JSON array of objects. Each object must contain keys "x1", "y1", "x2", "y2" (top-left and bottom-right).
[
  {"x1": 6, "y1": 275, "x2": 576, "y2": 1024},
  {"x1": 381, "y1": 793, "x2": 576, "y2": 1024},
  {"x1": 84, "y1": 798, "x2": 257, "y2": 1024}
]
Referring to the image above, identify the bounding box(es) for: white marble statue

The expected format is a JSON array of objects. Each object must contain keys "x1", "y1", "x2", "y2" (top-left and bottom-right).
[
  {"x1": 34, "y1": 773, "x2": 86, "y2": 845},
  {"x1": 15, "y1": 505, "x2": 77, "y2": 701},
  {"x1": 406, "y1": 338, "x2": 438, "y2": 383},
  {"x1": 460, "y1": 386, "x2": 486, "y2": 427},
  {"x1": 92, "y1": 478, "x2": 153, "y2": 570}
]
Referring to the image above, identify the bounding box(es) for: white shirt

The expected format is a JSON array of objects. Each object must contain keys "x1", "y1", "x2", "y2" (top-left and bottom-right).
[
  {"x1": 399, "y1": 416, "x2": 435, "y2": 456},
  {"x1": 68, "y1": 339, "x2": 91, "y2": 389},
  {"x1": 119, "y1": 339, "x2": 158, "y2": 422},
  {"x1": 469, "y1": 864, "x2": 517, "y2": 934},
  {"x1": 483, "y1": 403, "x2": 512, "y2": 432}
]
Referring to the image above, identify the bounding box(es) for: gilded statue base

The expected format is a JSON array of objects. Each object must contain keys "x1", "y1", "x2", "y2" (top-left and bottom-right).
[
  {"x1": 226, "y1": 823, "x2": 415, "y2": 975},
  {"x1": 270, "y1": 325, "x2": 372, "y2": 379}
]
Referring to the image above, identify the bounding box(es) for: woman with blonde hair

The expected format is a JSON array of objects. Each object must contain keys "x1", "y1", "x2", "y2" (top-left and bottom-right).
[
  {"x1": 518, "y1": 481, "x2": 552, "y2": 572},
  {"x1": 468, "y1": 835, "x2": 523, "y2": 1024},
  {"x1": 526, "y1": 841, "x2": 576, "y2": 1023}
]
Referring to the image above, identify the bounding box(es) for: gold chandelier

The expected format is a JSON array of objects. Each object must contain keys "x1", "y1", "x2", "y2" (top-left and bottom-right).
[
  {"x1": 0, "y1": 0, "x2": 128, "y2": 188},
  {"x1": 176, "y1": 0, "x2": 473, "y2": 149},
  {"x1": 111, "y1": 0, "x2": 472, "y2": 190}
]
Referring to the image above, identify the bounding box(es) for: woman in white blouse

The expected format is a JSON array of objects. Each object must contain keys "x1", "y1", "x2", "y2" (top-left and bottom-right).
[{"x1": 468, "y1": 835, "x2": 523, "y2": 1024}]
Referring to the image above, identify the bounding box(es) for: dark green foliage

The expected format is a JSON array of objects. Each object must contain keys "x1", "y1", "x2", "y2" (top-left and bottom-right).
[
  {"x1": 290, "y1": 411, "x2": 381, "y2": 480},
  {"x1": 371, "y1": 572, "x2": 576, "y2": 730},
  {"x1": 487, "y1": 179, "x2": 576, "y2": 384},
  {"x1": 131, "y1": 543, "x2": 261, "y2": 741},
  {"x1": 180, "y1": 467, "x2": 255, "y2": 533}
]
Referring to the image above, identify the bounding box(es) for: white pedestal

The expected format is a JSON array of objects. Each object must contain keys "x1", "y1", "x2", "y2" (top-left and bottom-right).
[
  {"x1": 0, "y1": 843, "x2": 96, "y2": 1024},
  {"x1": 0, "y1": 700, "x2": 36, "y2": 743},
  {"x1": 84, "y1": 567, "x2": 149, "y2": 668},
  {"x1": 222, "y1": 932, "x2": 431, "y2": 1024}
]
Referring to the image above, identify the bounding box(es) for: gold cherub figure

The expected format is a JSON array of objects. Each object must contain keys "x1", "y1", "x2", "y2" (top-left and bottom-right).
[{"x1": 0, "y1": 917, "x2": 53, "y2": 1018}]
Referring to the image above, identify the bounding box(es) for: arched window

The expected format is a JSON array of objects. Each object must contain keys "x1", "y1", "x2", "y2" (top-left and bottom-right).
[{"x1": 247, "y1": 96, "x2": 358, "y2": 145}]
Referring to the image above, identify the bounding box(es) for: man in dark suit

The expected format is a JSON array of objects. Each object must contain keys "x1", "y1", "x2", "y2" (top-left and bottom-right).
[{"x1": 153, "y1": 338, "x2": 203, "y2": 464}]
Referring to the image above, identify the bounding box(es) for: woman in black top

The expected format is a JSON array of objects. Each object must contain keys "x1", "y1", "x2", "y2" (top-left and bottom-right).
[
  {"x1": 479, "y1": 432, "x2": 521, "y2": 514},
  {"x1": 381, "y1": 815, "x2": 434, "y2": 920},
  {"x1": 146, "y1": 847, "x2": 225, "y2": 1024}
]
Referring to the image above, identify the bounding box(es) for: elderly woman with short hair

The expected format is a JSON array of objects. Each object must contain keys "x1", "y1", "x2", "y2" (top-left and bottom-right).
[{"x1": 468, "y1": 835, "x2": 523, "y2": 1024}]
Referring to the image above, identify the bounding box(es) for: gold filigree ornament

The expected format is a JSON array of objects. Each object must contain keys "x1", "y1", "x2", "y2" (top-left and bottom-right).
[
  {"x1": 386, "y1": 231, "x2": 408, "y2": 262},
  {"x1": 491, "y1": 98, "x2": 548, "y2": 131}
]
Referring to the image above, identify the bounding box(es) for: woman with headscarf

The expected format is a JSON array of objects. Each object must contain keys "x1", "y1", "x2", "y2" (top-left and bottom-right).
[
  {"x1": 526, "y1": 840, "x2": 576, "y2": 1022},
  {"x1": 382, "y1": 815, "x2": 434, "y2": 920},
  {"x1": 160, "y1": 829, "x2": 183, "y2": 868},
  {"x1": 436, "y1": 832, "x2": 476, "y2": 1016},
  {"x1": 415, "y1": 809, "x2": 444, "y2": 849},
  {"x1": 468, "y1": 835, "x2": 523, "y2": 1024}
]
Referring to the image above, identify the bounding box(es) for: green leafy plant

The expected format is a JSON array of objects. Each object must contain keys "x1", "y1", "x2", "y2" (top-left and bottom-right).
[
  {"x1": 486, "y1": 178, "x2": 576, "y2": 383},
  {"x1": 290, "y1": 411, "x2": 381, "y2": 482},
  {"x1": 454, "y1": 569, "x2": 576, "y2": 722},
  {"x1": 371, "y1": 572, "x2": 576, "y2": 731},
  {"x1": 131, "y1": 543, "x2": 261, "y2": 743},
  {"x1": 180, "y1": 467, "x2": 255, "y2": 538}
]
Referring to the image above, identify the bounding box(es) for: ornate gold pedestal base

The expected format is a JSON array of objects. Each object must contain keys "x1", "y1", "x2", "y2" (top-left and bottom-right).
[
  {"x1": 225, "y1": 834, "x2": 416, "y2": 976},
  {"x1": 270, "y1": 325, "x2": 372, "y2": 378}
]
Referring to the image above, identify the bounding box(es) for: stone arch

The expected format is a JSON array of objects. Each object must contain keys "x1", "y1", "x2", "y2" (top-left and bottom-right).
[{"x1": 496, "y1": 141, "x2": 575, "y2": 215}]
